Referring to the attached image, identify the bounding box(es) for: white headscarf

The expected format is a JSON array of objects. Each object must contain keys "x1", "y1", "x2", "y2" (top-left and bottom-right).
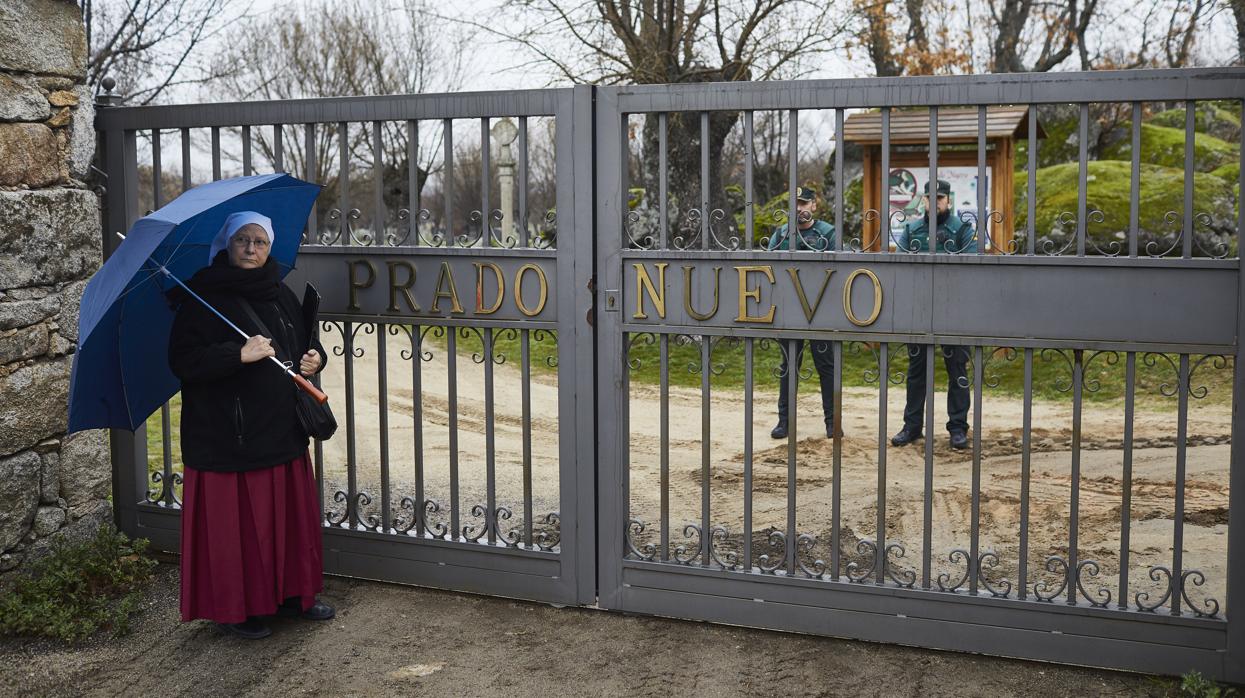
[{"x1": 208, "y1": 211, "x2": 275, "y2": 263}]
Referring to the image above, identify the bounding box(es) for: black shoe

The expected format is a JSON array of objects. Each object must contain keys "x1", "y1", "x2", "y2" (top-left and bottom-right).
[
  {"x1": 890, "y1": 427, "x2": 922, "y2": 447},
  {"x1": 949, "y1": 430, "x2": 969, "y2": 450},
  {"x1": 770, "y1": 421, "x2": 788, "y2": 439},
  {"x1": 217, "y1": 617, "x2": 271, "y2": 639},
  {"x1": 278, "y1": 597, "x2": 336, "y2": 621},
  {"x1": 825, "y1": 421, "x2": 842, "y2": 439}
]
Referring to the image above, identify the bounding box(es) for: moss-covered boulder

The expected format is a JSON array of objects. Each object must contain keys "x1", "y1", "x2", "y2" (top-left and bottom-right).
[
  {"x1": 1149, "y1": 102, "x2": 1241, "y2": 142},
  {"x1": 1015, "y1": 160, "x2": 1235, "y2": 255},
  {"x1": 1101, "y1": 122, "x2": 1236, "y2": 173}
]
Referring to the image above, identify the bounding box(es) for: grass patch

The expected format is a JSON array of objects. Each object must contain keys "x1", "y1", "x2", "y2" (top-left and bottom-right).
[
  {"x1": 443, "y1": 330, "x2": 1233, "y2": 407},
  {"x1": 0, "y1": 528, "x2": 158, "y2": 643},
  {"x1": 146, "y1": 393, "x2": 183, "y2": 500}
]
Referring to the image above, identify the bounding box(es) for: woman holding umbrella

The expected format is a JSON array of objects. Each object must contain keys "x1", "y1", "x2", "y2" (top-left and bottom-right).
[{"x1": 169, "y1": 211, "x2": 333, "y2": 639}]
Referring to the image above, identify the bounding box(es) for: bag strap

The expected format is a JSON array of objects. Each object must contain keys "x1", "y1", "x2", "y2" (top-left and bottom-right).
[{"x1": 237, "y1": 298, "x2": 291, "y2": 364}]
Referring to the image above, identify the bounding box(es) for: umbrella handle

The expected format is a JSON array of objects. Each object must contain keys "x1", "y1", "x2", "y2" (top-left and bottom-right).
[{"x1": 291, "y1": 371, "x2": 329, "y2": 404}]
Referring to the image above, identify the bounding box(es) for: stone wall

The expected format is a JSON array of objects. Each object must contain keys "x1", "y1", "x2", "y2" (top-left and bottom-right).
[{"x1": 0, "y1": 1, "x2": 111, "y2": 575}]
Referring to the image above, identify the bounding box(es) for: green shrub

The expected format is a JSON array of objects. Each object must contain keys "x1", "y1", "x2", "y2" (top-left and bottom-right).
[
  {"x1": 1179, "y1": 670, "x2": 1236, "y2": 697},
  {"x1": 0, "y1": 527, "x2": 157, "y2": 643}
]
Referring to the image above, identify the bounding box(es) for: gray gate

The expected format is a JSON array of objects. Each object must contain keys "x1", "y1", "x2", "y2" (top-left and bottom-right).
[
  {"x1": 593, "y1": 69, "x2": 1245, "y2": 681},
  {"x1": 97, "y1": 69, "x2": 1245, "y2": 679},
  {"x1": 98, "y1": 87, "x2": 596, "y2": 606}
]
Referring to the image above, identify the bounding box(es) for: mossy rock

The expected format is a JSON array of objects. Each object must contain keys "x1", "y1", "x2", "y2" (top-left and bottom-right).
[
  {"x1": 1149, "y1": 102, "x2": 1241, "y2": 141},
  {"x1": 1015, "y1": 160, "x2": 1235, "y2": 255},
  {"x1": 1101, "y1": 122, "x2": 1236, "y2": 173}
]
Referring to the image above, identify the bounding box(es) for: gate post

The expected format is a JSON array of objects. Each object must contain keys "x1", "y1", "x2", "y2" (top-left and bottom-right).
[
  {"x1": 94, "y1": 83, "x2": 146, "y2": 536},
  {"x1": 1226, "y1": 156, "x2": 1245, "y2": 683}
]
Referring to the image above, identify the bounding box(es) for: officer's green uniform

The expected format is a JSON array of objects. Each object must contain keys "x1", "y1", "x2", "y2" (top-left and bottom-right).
[
  {"x1": 896, "y1": 212, "x2": 976, "y2": 253},
  {"x1": 766, "y1": 219, "x2": 836, "y2": 251}
]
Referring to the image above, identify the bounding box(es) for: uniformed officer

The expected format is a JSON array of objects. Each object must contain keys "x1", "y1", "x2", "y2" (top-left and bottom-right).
[
  {"x1": 767, "y1": 187, "x2": 838, "y2": 439},
  {"x1": 891, "y1": 179, "x2": 974, "y2": 450}
]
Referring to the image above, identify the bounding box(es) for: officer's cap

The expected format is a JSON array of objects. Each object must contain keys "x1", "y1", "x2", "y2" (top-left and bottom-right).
[
  {"x1": 794, "y1": 186, "x2": 817, "y2": 202},
  {"x1": 924, "y1": 179, "x2": 951, "y2": 198}
]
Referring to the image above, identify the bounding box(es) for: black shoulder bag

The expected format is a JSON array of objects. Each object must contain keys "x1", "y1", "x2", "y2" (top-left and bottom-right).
[{"x1": 238, "y1": 297, "x2": 338, "y2": 441}]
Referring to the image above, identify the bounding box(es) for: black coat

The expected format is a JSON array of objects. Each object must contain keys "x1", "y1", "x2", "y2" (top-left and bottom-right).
[{"x1": 168, "y1": 258, "x2": 327, "y2": 473}]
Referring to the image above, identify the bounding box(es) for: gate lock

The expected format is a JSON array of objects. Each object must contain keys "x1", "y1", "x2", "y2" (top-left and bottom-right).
[{"x1": 603, "y1": 289, "x2": 620, "y2": 312}]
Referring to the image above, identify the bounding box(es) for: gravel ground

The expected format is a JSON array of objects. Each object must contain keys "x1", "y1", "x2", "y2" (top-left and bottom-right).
[{"x1": 0, "y1": 561, "x2": 1195, "y2": 698}]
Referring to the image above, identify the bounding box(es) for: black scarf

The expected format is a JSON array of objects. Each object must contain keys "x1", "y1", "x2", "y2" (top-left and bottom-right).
[{"x1": 168, "y1": 251, "x2": 281, "y2": 306}]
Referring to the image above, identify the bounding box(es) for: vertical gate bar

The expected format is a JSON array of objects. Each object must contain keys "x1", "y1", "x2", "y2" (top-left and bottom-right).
[
  {"x1": 181, "y1": 127, "x2": 191, "y2": 192},
  {"x1": 344, "y1": 321, "x2": 357, "y2": 528},
  {"x1": 1119, "y1": 351, "x2": 1136, "y2": 608},
  {"x1": 211, "y1": 126, "x2": 221, "y2": 181},
  {"x1": 1225, "y1": 144, "x2": 1245, "y2": 679},
  {"x1": 242, "y1": 125, "x2": 252, "y2": 176},
  {"x1": 970, "y1": 345, "x2": 983, "y2": 594},
  {"x1": 152, "y1": 129, "x2": 162, "y2": 209},
  {"x1": 1026, "y1": 108, "x2": 1035, "y2": 255},
  {"x1": 743, "y1": 337, "x2": 754, "y2": 570},
  {"x1": 444, "y1": 118, "x2": 454, "y2": 247},
  {"x1": 786, "y1": 338, "x2": 798, "y2": 575},
  {"x1": 789, "y1": 109, "x2": 799, "y2": 251},
  {"x1": 701, "y1": 335, "x2": 711, "y2": 566},
  {"x1": 273, "y1": 124, "x2": 283, "y2": 172},
  {"x1": 1068, "y1": 349, "x2": 1083, "y2": 604},
  {"x1": 407, "y1": 120, "x2": 418, "y2": 246},
  {"x1": 378, "y1": 322, "x2": 390, "y2": 532},
  {"x1": 160, "y1": 403, "x2": 172, "y2": 506},
  {"x1": 448, "y1": 328, "x2": 460, "y2": 538},
  {"x1": 481, "y1": 117, "x2": 491, "y2": 248},
  {"x1": 338, "y1": 122, "x2": 349, "y2": 246},
  {"x1": 921, "y1": 345, "x2": 935, "y2": 589},
  {"x1": 521, "y1": 329, "x2": 532, "y2": 546},
  {"x1": 518, "y1": 116, "x2": 528, "y2": 247},
  {"x1": 1076, "y1": 104, "x2": 1088, "y2": 256},
  {"x1": 831, "y1": 341, "x2": 843, "y2": 579},
  {"x1": 876, "y1": 342, "x2": 888, "y2": 583},
  {"x1": 880, "y1": 107, "x2": 890, "y2": 251},
  {"x1": 834, "y1": 110, "x2": 844, "y2": 247},
  {"x1": 977, "y1": 106, "x2": 987, "y2": 252},
  {"x1": 659, "y1": 112, "x2": 669, "y2": 249},
  {"x1": 700, "y1": 111, "x2": 710, "y2": 250},
  {"x1": 1019, "y1": 348, "x2": 1033, "y2": 599},
  {"x1": 1129, "y1": 103, "x2": 1141, "y2": 257},
  {"x1": 929, "y1": 106, "x2": 938, "y2": 253},
  {"x1": 1172, "y1": 354, "x2": 1190, "y2": 614},
  {"x1": 373, "y1": 121, "x2": 384, "y2": 244},
  {"x1": 660, "y1": 333, "x2": 670, "y2": 560},
  {"x1": 743, "y1": 111, "x2": 753, "y2": 250},
  {"x1": 304, "y1": 124, "x2": 317, "y2": 237},
  {"x1": 1182, "y1": 101, "x2": 1195, "y2": 259},
  {"x1": 484, "y1": 327, "x2": 497, "y2": 544},
  {"x1": 413, "y1": 325, "x2": 426, "y2": 537}
]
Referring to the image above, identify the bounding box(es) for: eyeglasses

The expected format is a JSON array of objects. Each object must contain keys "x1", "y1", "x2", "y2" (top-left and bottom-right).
[{"x1": 230, "y1": 236, "x2": 270, "y2": 250}]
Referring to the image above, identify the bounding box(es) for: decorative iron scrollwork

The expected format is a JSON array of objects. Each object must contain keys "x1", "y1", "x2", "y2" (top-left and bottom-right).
[
  {"x1": 424, "y1": 499, "x2": 449, "y2": 539},
  {"x1": 756, "y1": 529, "x2": 787, "y2": 573},
  {"x1": 672, "y1": 523, "x2": 704, "y2": 564},
  {"x1": 1188, "y1": 354, "x2": 1229, "y2": 400},
  {"x1": 885, "y1": 543, "x2": 917, "y2": 588},
  {"x1": 977, "y1": 551, "x2": 1012, "y2": 598},
  {"x1": 1146, "y1": 211, "x2": 1185, "y2": 258},
  {"x1": 1134, "y1": 565, "x2": 1174, "y2": 611},
  {"x1": 325, "y1": 489, "x2": 349, "y2": 527},
  {"x1": 1033, "y1": 555, "x2": 1070, "y2": 602},
  {"x1": 935, "y1": 548, "x2": 971, "y2": 592},
  {"x1": 1075, "y1": 559, "x2": 1112, "y2": 607},
  {"x1": 795, "y1": 533, "x2": 827, "y2": 578},
  {"x1": 462, "y1": 503, "x2": 489, "y2": 542},
  {"x1": 710, "y1": 526, "x2": 743, "y2": 571},
  {"x1": 1180, "y1": 569, "x2": 1221, "y2": 618},
  {"x1": 845, "y1": 539, "x2": 878, "y2": 583},
  {"x1": 535, "y1": 512, "x2": 560, "y2": 551},
  {"x1": 1081, "y1": 350, "x2": 1120, "y2": 393},
  {"x1": 625, "y1": 519, "x2": 657, "y2": 560}
]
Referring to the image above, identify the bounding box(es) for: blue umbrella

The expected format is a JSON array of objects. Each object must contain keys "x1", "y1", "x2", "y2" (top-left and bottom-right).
[{"x1": 68, "y1": 173, "x2": 322, "y2": 433}]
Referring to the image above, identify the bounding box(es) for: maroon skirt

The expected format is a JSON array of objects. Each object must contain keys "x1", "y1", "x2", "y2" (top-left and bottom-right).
[{"x1": 180, "y1": 452, "x2": 323, "y2": 623}]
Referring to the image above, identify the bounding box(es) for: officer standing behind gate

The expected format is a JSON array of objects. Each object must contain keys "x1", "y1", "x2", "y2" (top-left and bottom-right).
[
  {"x1": 891, "y1": 179, "x2": 975, "y2": 450},
  {"x1": 766, "y1": 187, "x2": 838, "y2": 439}
]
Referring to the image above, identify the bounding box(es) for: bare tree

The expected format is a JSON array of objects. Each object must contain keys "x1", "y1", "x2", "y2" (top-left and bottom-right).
[
  {"x1": 83, "y1": 0, "x2": 242, "y2": 104},
  {"x1": 209, "y1": 0, "x2": 470, "y2": 236},
  {"x1": 470, "y1": 1, "x2": 852, "y2": 244}
]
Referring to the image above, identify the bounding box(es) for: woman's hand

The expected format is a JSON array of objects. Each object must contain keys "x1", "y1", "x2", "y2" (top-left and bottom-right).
[
  {"x1": 241, "y1": 335, "x2": 275, "y2": 363},
  {"x1": 299, "y1": 349, "x2": 323, "y2": 376}
]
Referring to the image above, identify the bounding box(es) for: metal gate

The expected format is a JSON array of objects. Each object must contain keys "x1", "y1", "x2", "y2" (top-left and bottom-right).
[
  {"x1": 99, "y1": 87, "x2": 596, "y2": 606},
  {"x1": 593, "y1": 70, "x2": 1244, "y2": 681},
  {"x1": 97, "y1": 69, "x2": 1245, "y2": 679}
]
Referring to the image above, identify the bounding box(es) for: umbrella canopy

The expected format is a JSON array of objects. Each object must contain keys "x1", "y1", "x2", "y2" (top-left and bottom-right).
[{"x1": 68, "y1": 173, "x2": 321, "y2": 433}]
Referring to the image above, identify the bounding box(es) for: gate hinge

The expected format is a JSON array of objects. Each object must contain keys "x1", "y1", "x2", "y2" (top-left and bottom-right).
[{"x1": 603, "y1": 289, "x2": 620, "y2": 312}]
